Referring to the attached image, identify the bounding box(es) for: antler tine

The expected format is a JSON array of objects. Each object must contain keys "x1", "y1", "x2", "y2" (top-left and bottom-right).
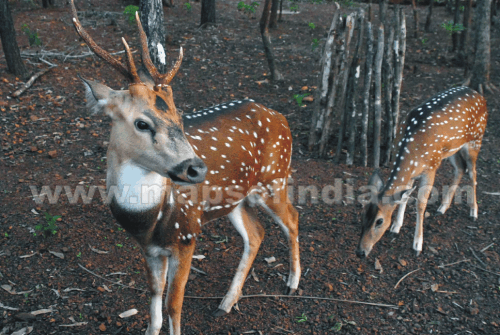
[
  {"x1": 70, "y1": 0, "x2": 133, "y2": 81},
  {"x1": 135, "y1": 12, "x2": 161, "y2": 86},
  {"x1": 121, "y1": 38, "x2": 141, "y2": 84},
  {"x1": 160, "y1": 47, "x2": 184, "y2": 86}
]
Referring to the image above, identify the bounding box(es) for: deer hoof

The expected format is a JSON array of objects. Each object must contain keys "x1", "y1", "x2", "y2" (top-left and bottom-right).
[
  {"x1": 212, "y1": 309, "x2": 228, "y2": 317},
  {"x1": 286, "y1": 287, "x2": 296, "y2": 295},
  {"x1": 414, "y1": 250, "x2": 421, "y2": 257}
]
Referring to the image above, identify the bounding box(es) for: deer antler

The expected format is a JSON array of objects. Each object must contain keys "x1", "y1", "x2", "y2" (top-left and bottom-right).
[
  {"x1": 135, "y1": 12, "x2": 183, "y2": 88},
  {"x1": 70, "y1": 0, "x2": 141, "y2": 83}
]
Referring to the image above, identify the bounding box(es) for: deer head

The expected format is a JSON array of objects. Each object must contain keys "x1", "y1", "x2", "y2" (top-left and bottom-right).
[{"x1": 71, "y1": 0, "x2": 206, "y2": 185}]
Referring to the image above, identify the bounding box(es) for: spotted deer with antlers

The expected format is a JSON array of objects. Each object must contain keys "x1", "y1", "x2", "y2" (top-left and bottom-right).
[
  {"x1": 70, "y1": 1, "x2": 300, "y2": 334},
  {"x1": 356, "y1": 87, "x2": 488, "y2": 258}
]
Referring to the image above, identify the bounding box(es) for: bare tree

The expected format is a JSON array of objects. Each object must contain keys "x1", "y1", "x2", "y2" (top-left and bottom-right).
[
  {"x1": 425, "y1": 0, "x2": 434, "y2": 32},
  {"x1": 469, "y1": 0, "x2": 494, "y2": 93},
  {"x1": 140, "y1": 0, "x2": 167, "y2": 73},
  {"x1": 0, "y1": 0, "x2": 28, "y2": 78},
  {"x1": 260, "y1": 0, "x2": 282, "y2": 81},
  {"x1": 269, "y1": 0, "x2": 279, "y2": 28}
]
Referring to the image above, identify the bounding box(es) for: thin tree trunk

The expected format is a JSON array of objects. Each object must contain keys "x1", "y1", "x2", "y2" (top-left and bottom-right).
[
  {"x1": 200, "y1": 0, "x2": 216, "y2": 26},
  {"x1": 452, "y1": 0, "x2": 460, "y2": 51},
  {"x1": 411, "y1": 0, "x2": 419, "y2": 38},
  {"x1": 379, "y1": 0, "x2": 388, "y2": 23},
  {"x1": 373, "y1": 25, "x2": 384, "y2": 168},
  {"x1": 0, "y1": 0, "x2": 28, "y2": 78},
  {"x1": 382, "y1": 24, "x2": 394, "y2": 166},
  {"x1": 140, "y1": 0, "x2": 167, "y2": 74},
  {"x1": 260, "y1": 0, "x2": 282, "y2": 81},
  {"x1": 425, "y1": 0, "x2": 433, "y2": 32},
  {"x1": 308, "y1": 4, "x2": 341, "y2": 152},
  {"x1": 279, "y1": 0, "x2": 283, "y2": 22},
  {"x1": 392, "y1": 8, "x2": 406, "y2": 142},
  {"x1": 270, "y1": 0, "x2": 279, "y2": 28},
  {"x1": 459, "y1": 0, "x2": 472, "y2": 68},
  {"x1": 470, "y1": 0, "x2": 492, "y2": 93},
  {"x1": 361, "y1": 21, "x2": 374, "y2": 167},
  {"x1": 332, "y1": 14, "x2": 356, "y2": 161},
  {"x1": 346, "y1": 11, "x2": 365, "y2": 166}
]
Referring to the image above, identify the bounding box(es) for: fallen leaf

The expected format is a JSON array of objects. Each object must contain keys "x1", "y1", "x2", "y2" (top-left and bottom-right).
[
  {"x1": 374, "y1": 258, "x2": 383, "y2": 273},
  {"x1": 1, "y1": 284, "x2": 16, "y2": 294},
  {"x1": 192, "y1": 254, "x2": 205, "y2": 260},
  {"x1": 31, "y1": 308, "x2": 53, "y2": 316},
  {"x1": 119, "y1": 308, "x2": 138, "y2": 318},
  {"x1": 251, "y1": 267, "x2": 259, "y2": 282},
  {"x1": 89, "y1": 244, "x2": 109, "y2": 254},
  {"x1": 11, "y1": 326, "x2": 33, "y2": 335},
  {"x1": 99, "y1": 323, "x2": 106, "y2": 331},
  {"x1": 49, "y1": 250, "x2": 64, "y2": 259},
  {"x1": 303, "y1": 95, "x2": 314, "y2": 102},
  {"x1": 48, "y1": 150, "x2": 57, "y2": 158},
  {"x1": 399, "y1": 259, "x2": 407, "y2": 267},
  {"x1": 431, "y1": 284, "x2": 439, "y2": 292},
  {"x1": 264, "y1": 256, "x2": 276, "y2": 264}
]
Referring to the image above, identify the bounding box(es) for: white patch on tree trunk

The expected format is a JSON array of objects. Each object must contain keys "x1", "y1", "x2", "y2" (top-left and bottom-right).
[{"x1": 157, "y1": 43, "x2": 166, "y2": 65}]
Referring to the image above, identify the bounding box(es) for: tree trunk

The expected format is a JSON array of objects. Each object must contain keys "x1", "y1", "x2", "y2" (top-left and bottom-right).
[
  {"x1": 382, "y1": 25, "x2": 394, "y2": 166},
  {"x1": 425, "y1": 0, "x2": 433, "y2": 32},
  {"x1": 373, "y1": 25, "x2": 384, "y2": 168},
  {"x1": 411, "y1": 0, "x2": 419, "y2": 38},
  {"x1": 379, "y1": 0, "x2": 388, "y2": 23},
  {"x1": 452, "y1": 0, "x2": 460, "y2": 51},
  {"x1": 200, "y1": 0, "x2": 216, "y2": 27},
  {"x1": 269, "y1": 0, "x2": 279, "y2": 28},
  {"x1": 0, "y1": 0, "x2": 28, "y2": 78},
  {"x1": 470, "y1": 0, "x2": 492, "y2": 93},
  {"x1": 42, "y1": 0, "x2": 54, "y2": 8},
  {"x1": 140, "y1": 0, "x2": 167, "y2": 74},
  {"x1": 260, "y1": 0, "x2": 282, "y2": 82},
  {"x1": 361, "y1": 21, "x2": 374, "y2": 167},
  {"x1": 392, "y1": 8, "x2": 406, "y2": 142},
  {"x1": 458, "y1": 0, "x2": 472, "y2": 68}
]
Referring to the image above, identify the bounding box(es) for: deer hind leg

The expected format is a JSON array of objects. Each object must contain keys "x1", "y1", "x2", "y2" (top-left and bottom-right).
[
  {"x1": 258, "y1": 190, "x2": 301, "y2": 294},
  {"x1": 391, "y1": 181, "x2": 415, "y2": 234},
  {"x1": 165, "y1": 243, "x2": 195, "y2": 335},
  {"x1": 414, "y1": 171, "x2": 436, "y2": 256},
  {"x1": 144, "y1": 254, "x2": 168, "y2": 335},
  {"x1": 437, "y1": 153, "x2": 466, "y2": 215},
  {"x1": 215, "y1": 200, "x2": 265, "y2": 316},
  {"x1": 462, "y1": 142, "x2": 481, "y2": 220}
]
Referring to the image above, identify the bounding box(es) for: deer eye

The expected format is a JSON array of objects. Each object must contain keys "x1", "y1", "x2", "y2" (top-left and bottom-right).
[
  {"x1": 135, "y1": 120, "x2": 151, "y2": 131},
  {"x1": 375, "y1": 218, "x2": 383, "y2": 227}
]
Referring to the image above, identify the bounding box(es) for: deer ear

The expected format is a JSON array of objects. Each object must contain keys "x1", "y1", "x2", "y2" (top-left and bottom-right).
[
  {"x1": 368, "y1": 169, "x2": 384, "y2": 193},
  {"x1": 79, "y1": 76, "x2": 114, "y2": 115}
]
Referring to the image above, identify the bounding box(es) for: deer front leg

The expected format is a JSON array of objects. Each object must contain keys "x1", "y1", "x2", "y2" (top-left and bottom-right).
[
  {"x1": 144, "y1": 254, "x2": 169, "y2": 335},
  {"x1": 165, "y1": 242, "x2": 195, "y2": 335},
  {"x1": 391, "y1": 182, "x2": 415, "y2": 234},
  {"x1": 414, "y1": 172, "x2": 436, "y2": 256},
  {"x1": 437, "y1": 154, "x2": 465, "y2": 215}
]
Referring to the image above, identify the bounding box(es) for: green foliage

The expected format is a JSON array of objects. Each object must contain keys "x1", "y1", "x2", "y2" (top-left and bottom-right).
[
  {"x1": 4, "y1": 232, "x2": 8, "y2": 237},
  {"x1": 339, "y1": 0, "x2": 355, "y2": 7},
  {"x1": 293, "y1": 93, "x2": 309, "y2": 105},
  {"x1": 184, "y1": 2, "x2": 192, "y2": 11},
  {"x1": 331, "y1": 322, "x2": 343, "y2": 332},
  {"x1": 34, "y1": 212, "x2": 60, "y2": 237},
  {"x1": 21, "y1": 24, "x2": 41, "y2": 46},
  {"x1": 421, "y1": 37, "x2": 428, "y2": 45},
  {"x1": 308, "y1": 22, "x2": 316, "y2": 30},
  {"x1": 441, "y1": 20, "x2": 465, "y2": 35},
  {"x1": 76, "y1": 252, "x2": 82, "y2": 258},
  {"x1": 237, "y1": 1, "x2": 259, "y2": 14},
  {"x1": 123, "y1": 5, "x2": 139, "y2": 24},
  {"x1": 311, "y1": 38, "x2": 319, "y2": 51},
  {"x1": 295, "y1": 313, "x2": 307, "y2": 323},
  {"x1": 116, "y1": 243, "x2": 123, "y2": 248},
  {"x1": 290, "y1": 3, "x2": 299, "y2": 12}
]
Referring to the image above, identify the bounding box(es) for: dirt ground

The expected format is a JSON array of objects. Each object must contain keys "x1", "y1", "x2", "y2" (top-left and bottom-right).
[{"x1": 1, "y1": 0, "x2": 499, "y2": 334}]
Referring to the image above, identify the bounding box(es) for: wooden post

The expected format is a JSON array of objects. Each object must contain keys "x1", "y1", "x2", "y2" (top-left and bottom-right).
[
  {"x1": 319, "y1": 14, "x2": 356, "y2": 158},
  {"x1": 308, "y1": 4, "x2": 341, "y2": 152},
  {"x1": 331, "y1": 14, "x2": 356, "y2": 160},
  {"x1": 382, "y1": 22, "x2": 395, "y2": 166},
  {"x1": 346, "y1": 11, "x2": 365, "y2": 166},
  {"x1": 392, "y1": 8, "x2": 406, "y2": 141},
  {"x1": 372, "y1": 25, "x2": 384, "y2": 168},
  {"x1": 361, "y1": 21, "x2": 374, "y2": 167}
]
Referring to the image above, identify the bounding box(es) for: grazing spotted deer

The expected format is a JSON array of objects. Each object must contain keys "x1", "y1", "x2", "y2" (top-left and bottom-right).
[
  {"x1": 356, "y1": 87, "x2": 488, "y2": 258},
  {"x1": 70, "y1": 2, "x2": 300, "y2": 334}
]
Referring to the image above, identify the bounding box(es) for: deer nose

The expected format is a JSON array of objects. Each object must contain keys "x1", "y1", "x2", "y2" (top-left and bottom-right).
[
  {"x1": 168, "y1": 157, "x2": 207, "y2": 184},
  {"x1": 355, "y1": 249, "x2": 366, "y2": 259}
]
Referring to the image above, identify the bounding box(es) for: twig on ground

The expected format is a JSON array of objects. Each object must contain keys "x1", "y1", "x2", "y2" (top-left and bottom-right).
[
  {"x1": 11, "y1": 67, "x2": 54, "y2": 98},
  {"x1": 184, "y1": 294, "x2": 398, "y2": 309},
  {"x1": 469, "y1": 247, "x2": 488, "y2": 268},
  {"x1": 190, "y1": 266, "x2": 207, "y2": 275},
  {"x1": 78, "y1": 264, "x2": 146, "y2": 292},
  {"x1": 438, "y1": 259, "x2": 470, "y2": 268},
  {"x1": 20, "y1": 49, "x2": 132, "y2": 60},
  {"x1": 480, "y1": 243, "x2": 495, "y2": 253},
  {"x1": 470, "y1": 264, "x2": 500, "y2": 276},
  {"x1": 39, "y1": 58, "x2": 58, "y2": 67},
  {"x1": 394, "y1": 268, "x2": 421, "y2": 289}
]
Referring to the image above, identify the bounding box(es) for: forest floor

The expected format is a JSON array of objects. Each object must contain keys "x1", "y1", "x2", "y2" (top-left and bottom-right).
[{"x1": 1, "y1": 0, "x2": 500, "y2": 334}]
